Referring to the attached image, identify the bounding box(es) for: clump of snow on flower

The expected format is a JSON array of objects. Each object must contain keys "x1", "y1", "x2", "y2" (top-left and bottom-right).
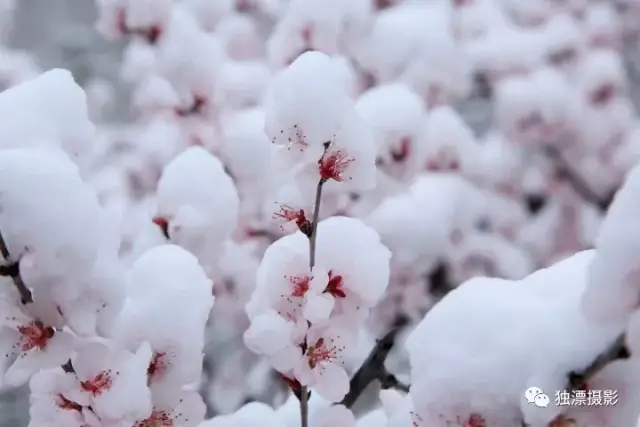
[
  {"x1": 154, "y1": 146, "x2": 239, "y2": 271},
  {"x1": 404, "y1": 249, "x2": 640, "y2": 427},
  {"x1": 0, "y1": 0, "x2": 638, "y2": 425},
  {"x1": 264, "y1": 51, "x2": 377, "y2": 196},
  {"x1": 244, "y1": 216, "x2": 390, "y2": 402},
  {"x1": 0, "y1": 69, "x2": 95, "y2": 174}
]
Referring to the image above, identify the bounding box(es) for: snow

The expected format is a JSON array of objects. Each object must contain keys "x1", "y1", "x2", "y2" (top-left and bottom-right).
[{"x1": 1, "y1": 1, "x2": 640, "y2": 426}]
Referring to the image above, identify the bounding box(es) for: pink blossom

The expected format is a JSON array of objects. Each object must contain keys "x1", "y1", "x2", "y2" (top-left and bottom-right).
[
  {"x1": 0, "y1": 299, "x2": 74, "y2": 386},
  {"x1": 292, "y1": 324, "x2": 352, "y2": 402},
  {"x1": 133, "y1": 390, "x2": 205, "y2": 427},
  {"x1": 246, "y1": 232, "x2": 332, "y2": 324},
  {"x1": 1, "y1": 2, "x2": 640, "y2": 427},
  {"x1": 28, "y1": 369, "x2": 88, "y2": 427},
  {"x1": 71, "y1": 341, "x2": 153, "y2": 422},
  {"x1": 314, "y1": 217, "x2": 392, "y2": 320}
]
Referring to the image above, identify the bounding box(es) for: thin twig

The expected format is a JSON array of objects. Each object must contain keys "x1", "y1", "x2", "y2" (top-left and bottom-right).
[
  {"x1": 426, "y1": 262, "x2": 454, "y2": 299},
  {"x1": 200, "y1": 357, "x2": 216, "y2": 418},
  {"x1": 339, "y1": 327, "x2": 408, "y2": 408},
  {"x1": 299, "y1": 178, "x2": 326, "y2": 427},
  {"x1": 0, "y1": 229, "x2": 33, "y2": 304},
  {"x1": 544, "y1": 145, "x2": 611, "y2": 211},
  {"x1": 308, "y1": 179, "x2": 325, "y2": 269},
  {"x1": 380, "y1": 372, "x2": 411, "y2": 393},
  {"x1": 61, "y1": 359, "x2": 75, "y2": 373},
  {"x1": 299, "y1": 382, "x2": 310, "y2": 426}
]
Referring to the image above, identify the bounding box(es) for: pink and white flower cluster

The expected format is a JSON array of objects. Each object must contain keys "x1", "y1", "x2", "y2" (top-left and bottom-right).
[
  {"x1": 243, "y1": 50, "x2": 391, "y2": 403},
  {"x1": 4, "y1": 0, "x2": 640, "y2": 426},
  {"x1": 385, "y1": 162, "x2": 640, "y2": 427},
  {"x1": 0, "y1": 70, "x2": 213, "y2": 427}
]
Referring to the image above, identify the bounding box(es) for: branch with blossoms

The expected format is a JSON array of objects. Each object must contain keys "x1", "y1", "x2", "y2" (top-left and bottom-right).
[
  {"x1": 243, "y1": 51, "x2": 392, "y2": 427},
  {"x1": 402, "y1": 161, "x2": 640, "y2": 427},
  {"x1": 296, "y1": 165, "x2": 333, "y2": 426},
  {"x1": 567, "y1": 166, "x2": 640, "y2": 390},
  {"x1": 0, "y1": 69, "x2": 216, "y2": 427},
  {"x1": 295, "y1": 165, "x2": 329, "y2": 427},
  {"x1": 0, "y1": 221, "x2": 80, "y2": 383},
  {"x1": 0, "y1": 222, "x2": 77, "y2": 375},
  {"x1": 10, "y1": 0, "x2": 640, "y2": 425}
]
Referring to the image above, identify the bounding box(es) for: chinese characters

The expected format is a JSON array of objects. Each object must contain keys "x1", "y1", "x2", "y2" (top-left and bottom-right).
[{"x1": 555, "y1": 389, "x2": 618, "y2": 406}]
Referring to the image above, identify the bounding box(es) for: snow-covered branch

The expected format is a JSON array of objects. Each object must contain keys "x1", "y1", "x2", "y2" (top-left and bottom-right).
[
  {"x1": 340, "y1": 326, "x2": 408, "y2": 409},
  {"x1": 567, "y1": 333, "x2": 630, "y2": 392}
]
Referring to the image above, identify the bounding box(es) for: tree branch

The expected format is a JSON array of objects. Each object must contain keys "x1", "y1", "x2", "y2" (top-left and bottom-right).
[
  {"x1": 521, "y1": 334, "x2": 630, "y2": 426},
  {"x1": 519, "y1": 334, "x2": 630, "y2": 427},
  {"x1": 340, "y1": 326, "x2": 409, "y2": 408},
  {"x1": 0, "y1": 229, "x2": 33, "y2": 304},
  {"x1": 380, "y1": 371, "x2": 411, "y2": 393},
  {"x1": 299, "y1": 177, "x2": 326, "y2": 427},
  {"x1": 566, "y1": 332, "x2": 629, "y2": 391},
  {"x1": 308, "y1": 179, "x2": 325, "y2": 270},
  {"x1": 61, "y1": 359, "x2": 75, "y2": 373},
  {"x1": 200, "y1": 357, "x2": 216, "y2": 418},
  {"x1": 544, "y1": 146, "x2": 612, "y2": 211},
  {"x1": 0, "y1": 229, "x2": 77, "y2": 378},
  {"x1": 426, "y1": 262, "x2": 454, "y2": 298}
]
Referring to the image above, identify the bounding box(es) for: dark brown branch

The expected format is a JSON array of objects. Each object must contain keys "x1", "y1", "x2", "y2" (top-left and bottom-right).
[
  {"x1": 519, "y1": 329, "x2": 629, "y2": 427},
  {"x1": 472, "y1": 71, "x2": 493, "y2": 100},
  {"x1": 380, "y1": 372, "x2": 411, "y2": 393},
  {"x1": 201, "y1": 357, "x2": 216, "y2": 418},
  {"x1": 61, "y1": 359, "x2": 75, "y2": 373},
  {"x1": 308, "y1": 179, "x2": 325, "y2": 270},
  {"x1": 427, "y1": 262, "x2": 454, "y2": 298},
  {"x1": 0, "y1": 229, "x2": 33, "y2": 304},
  {"x1": 339, "y1": 327, "x2": 409, "y2": 408},
  {"x1": 567, "y1": 333, "x2": 629, "y2": 391},
  {"x1": 544, "y1": 145, "x2": 612, "y2": 211},
  {"x1": 296, "y1": 141, "x2": 335, "y2": 426},
  {"x1": 298, "y1": 175, "x2": 327, "y2": 427},
  {"x1": 0, "y1": 260, "x2": 19, "y2": 277}
]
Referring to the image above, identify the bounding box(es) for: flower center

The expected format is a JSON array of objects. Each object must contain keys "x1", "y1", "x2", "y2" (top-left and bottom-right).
[
  {"x1": 81, "y1": 371, "x2": 113, "y2": 396},
  {"x1": 17, "y1": 320, "x2": 54, "y2": 351},
  {"x1": 319, "y1": 149, "x2": 354, "y2": 182},
  {"x1": 325, "y1": 270, "x2": 346, "y2": 298}
]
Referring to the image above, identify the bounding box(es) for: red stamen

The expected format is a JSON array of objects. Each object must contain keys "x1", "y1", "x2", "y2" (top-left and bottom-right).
[
  {"x1": 319, "y1": 150, "x2": 354, "y2": 182},
  {"x1": 324, "y1": 271, "x2": 346, "y2": 298},
  {"x1": 17, "y1": 321, "x2": 54, "y2": 351},
  {"x1": 81, "y1": 371, "x2": 113, "y2": 397},
  {"x1": 147, "y1": 352, "x2": 166, "y2": 379}
]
